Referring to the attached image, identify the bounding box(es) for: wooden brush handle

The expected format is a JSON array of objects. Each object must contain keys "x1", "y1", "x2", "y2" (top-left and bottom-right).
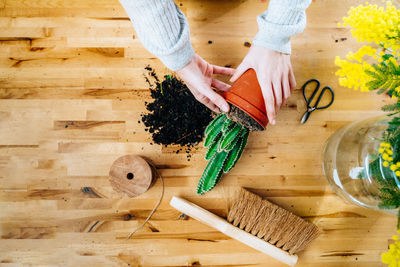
[{"x1": 170, "y1": 197, "x2": 298, "y2": 267}]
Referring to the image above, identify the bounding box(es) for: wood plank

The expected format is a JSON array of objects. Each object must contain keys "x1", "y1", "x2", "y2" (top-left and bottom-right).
[{"x1": 0, "y1": 0, "x2": 395, "y2": 266}]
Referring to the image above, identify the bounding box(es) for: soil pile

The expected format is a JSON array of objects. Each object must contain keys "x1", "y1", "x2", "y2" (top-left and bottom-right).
[{"x1": 141, "y1": 67, "x2": 213, "y2": 157}]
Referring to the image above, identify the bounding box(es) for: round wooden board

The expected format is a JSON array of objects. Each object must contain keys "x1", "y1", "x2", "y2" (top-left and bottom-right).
[{"x1": 108, "y1": 155, "x2": 153, "y2": 198}]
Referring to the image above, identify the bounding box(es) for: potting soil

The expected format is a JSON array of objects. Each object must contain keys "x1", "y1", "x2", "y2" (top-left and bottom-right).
[
  {"x1": 141, "y1": 66, "x2": 213, "y2": 157},
  {"x1": 227, "y1": 105, "x2": 264, "y2": 131}
]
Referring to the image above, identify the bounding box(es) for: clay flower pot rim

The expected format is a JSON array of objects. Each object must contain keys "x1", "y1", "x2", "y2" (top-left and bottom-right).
[
  {"x1": 224, "y1": 92, "x2": 266, "y2": 129},
  {"x1": 223, "y1": 68, "x2": 268, "y2": 129}
]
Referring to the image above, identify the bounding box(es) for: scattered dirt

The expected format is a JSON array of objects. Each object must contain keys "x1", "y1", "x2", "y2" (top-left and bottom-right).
[
  {"x1": 141, "y1": 66, "x2": 213, "y2": 159},
  {"x1": 244, "y1": 41, "x2": 251, "y2": 47},
  {"x1": 227, "y1": 105, "x2": 264, "y2": 131}
]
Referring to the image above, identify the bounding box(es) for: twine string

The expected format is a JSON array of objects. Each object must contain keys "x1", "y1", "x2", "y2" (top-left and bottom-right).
[{"x1": 126, "y1": 162, "x2": 164, "y2": 240}]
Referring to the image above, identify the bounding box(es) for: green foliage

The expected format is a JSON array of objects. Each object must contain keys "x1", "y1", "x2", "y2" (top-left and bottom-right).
[
  {"x1": 382, "y1": 102, "x2": 400, "y2": 113},
  {"x1": 197, "y1": 115, "x2": 250, "y2": 195},
  {"x1": 377, "y1": 182, "x2": 400, "y2": 211},
  {"x1": 367, "y1": 157, "x2": 400, "y2": 226},
  {"x1": 393, "y1": 136, "x2": 400, "y2": 163},
  {"x1": 365, "y1": 58, "x2": 400, "y2": 100},
  {"x1": 383, "y1": 116, "x2": 400, "y2": 163},
  {"x1": 363, "y1": 56, "x2": 400, "y2": 227}
]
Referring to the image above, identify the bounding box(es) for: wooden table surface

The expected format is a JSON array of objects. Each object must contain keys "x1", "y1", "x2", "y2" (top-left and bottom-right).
[{"x1": 0, "y1": 0, "x2": 397, "y2": 266}]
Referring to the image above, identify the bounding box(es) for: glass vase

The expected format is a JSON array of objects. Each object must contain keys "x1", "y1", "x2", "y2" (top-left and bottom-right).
[{"x1": 323, "y1": 115, "x2": 399, "y2": 216}]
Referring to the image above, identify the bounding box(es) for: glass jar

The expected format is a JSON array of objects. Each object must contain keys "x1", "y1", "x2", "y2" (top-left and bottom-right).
[{"x1": 323, "y1": 115, "x2": 399, "y2": 215}]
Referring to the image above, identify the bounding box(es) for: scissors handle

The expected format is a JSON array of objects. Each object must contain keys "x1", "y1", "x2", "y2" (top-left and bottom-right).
[
  {"x1": 301, "y1": 79, "x2": 335, "y2": 124},
  {"x1": 302, "y1": 79, "x2": 334, "y2": 110},
  {"x1": 314, "y1": 86, "x2": 334, "y2": 110},
  {"x1": 302, "y1": 79, "x2": 320, "y2": 106}
]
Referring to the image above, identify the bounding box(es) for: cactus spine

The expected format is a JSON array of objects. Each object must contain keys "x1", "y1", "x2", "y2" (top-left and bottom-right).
[{"x1": 197, "y1": 114, "x2": 249, "y2": 195}]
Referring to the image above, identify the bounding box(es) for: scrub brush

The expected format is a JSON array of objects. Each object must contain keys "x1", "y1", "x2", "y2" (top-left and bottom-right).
[{"x1": 170, "y1": 188, "x2": 319, "y2": 266}]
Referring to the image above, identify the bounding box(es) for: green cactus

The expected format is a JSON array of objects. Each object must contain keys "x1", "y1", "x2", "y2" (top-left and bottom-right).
[
  {"x1": 197, "y1": 114, "x2": 249, "y2": 195},
  {"x1": 204, "y1": 117, "x2": 225, "y2": 147},
  {"x1": 219, "y1": 124, "x2": 242, "y2": 151},
  {"x1": 205, "y1": 113, "x2": 226, "y2": 136},
  {"x1": 205, "y1": 135, "x2": 221, "y2": 160},
  {"x1": 197, "y1": 151, "x2": 228, "y2": 194},
  {"x1": 222, "y1": 119, "x2": 235, "y2": 133},
  {"x1": 224, "y1": 133, "x2": 240, "y2": 152},
  {"x1": 224, "y1": 131, "x2": 249, "y2": 173}
]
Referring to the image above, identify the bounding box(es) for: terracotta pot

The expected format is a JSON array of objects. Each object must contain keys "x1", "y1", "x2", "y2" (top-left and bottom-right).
[{"x1": 223, "y1": 68, "x2": 268, "y2": 129}]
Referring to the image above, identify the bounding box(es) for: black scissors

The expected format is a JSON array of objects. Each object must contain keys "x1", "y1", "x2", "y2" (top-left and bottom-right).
[{"x1": 301, "y1": 79, "x2": 334, "y2": 124}]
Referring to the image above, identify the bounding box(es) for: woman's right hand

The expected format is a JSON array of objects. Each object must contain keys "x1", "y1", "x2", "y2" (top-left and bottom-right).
[
  {"x1": 230, "y1": 45, "x2": 296, "y2": 125},
  {"x1": 176, "y1": 54, "x2": 235, "y2": 113}
]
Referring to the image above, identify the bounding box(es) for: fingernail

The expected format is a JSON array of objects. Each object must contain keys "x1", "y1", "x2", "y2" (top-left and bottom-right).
[
  {"x1": 271, "y1": 119, "x2": 276, "y2": 125},
  {"x1": 222, "y1": 104, "x2": 229, "y2": 112}
]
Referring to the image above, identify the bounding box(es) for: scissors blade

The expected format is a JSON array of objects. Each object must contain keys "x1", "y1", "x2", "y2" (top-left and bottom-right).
[{"x1": 301, "y1": 110, "x2": 311, "y2": 124}]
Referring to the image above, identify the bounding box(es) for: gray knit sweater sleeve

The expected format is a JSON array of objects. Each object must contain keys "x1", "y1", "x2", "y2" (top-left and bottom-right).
[
  {"x1": 119, "y1": 0, "x2": 195, "y2": 71},
  {"x1": 119, "y1": 0, "x2": 311, "y2": 70},
  {"x1": 253, "y1": 0, "x2": 312, "y2": 54}
]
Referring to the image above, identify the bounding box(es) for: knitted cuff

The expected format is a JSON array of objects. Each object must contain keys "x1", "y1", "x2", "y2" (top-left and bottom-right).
[
  {"x1": 253, "y1": 0, "x2": 311, "y2": 54},
  {"x1": 158, "y1": 40, "x2": 195, "y2": 71}
]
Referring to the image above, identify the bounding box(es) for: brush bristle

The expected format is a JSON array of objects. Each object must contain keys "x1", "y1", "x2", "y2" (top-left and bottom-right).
[{"x1": 227, "y1": 188, "x2": 319, "y2": 254}]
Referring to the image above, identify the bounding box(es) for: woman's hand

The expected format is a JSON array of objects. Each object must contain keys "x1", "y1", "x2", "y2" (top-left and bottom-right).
[
  {"x1": 230, "y1": 45, "x2": 296, "y2": 125},
  {"x1": 176, "y1": 54, "x2": 235, "y2": 113}
]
